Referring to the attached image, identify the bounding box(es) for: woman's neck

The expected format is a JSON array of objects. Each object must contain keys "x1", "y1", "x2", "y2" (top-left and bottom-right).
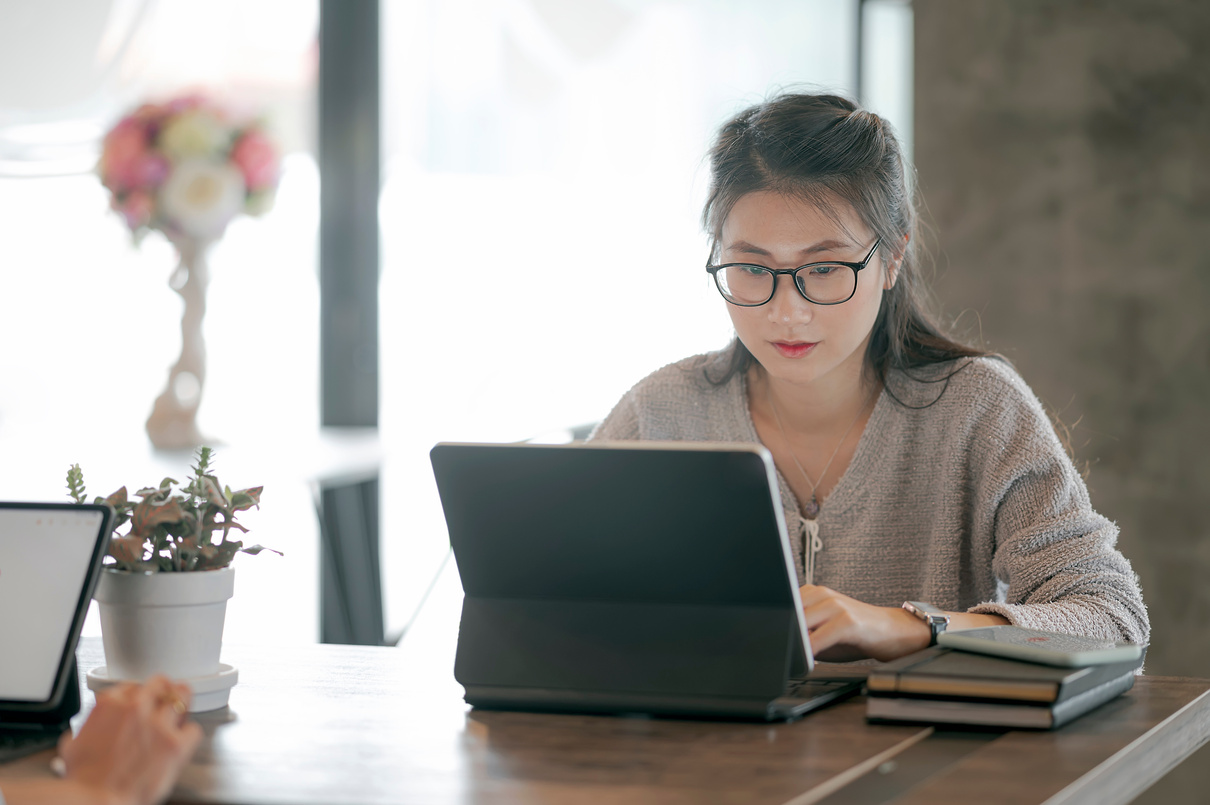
[{"x1": 750, "y1": 363, "x2": 878, "y2": 438}]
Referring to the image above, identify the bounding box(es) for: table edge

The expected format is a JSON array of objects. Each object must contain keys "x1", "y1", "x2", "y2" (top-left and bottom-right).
[{"x1": 1043, "y1": 684, "x2": 1210, "y2": 805}]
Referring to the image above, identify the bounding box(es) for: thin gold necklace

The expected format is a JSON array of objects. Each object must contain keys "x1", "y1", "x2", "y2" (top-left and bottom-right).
[{"x1": 765, "y1": 382, "x2": 873, "y2": 520}]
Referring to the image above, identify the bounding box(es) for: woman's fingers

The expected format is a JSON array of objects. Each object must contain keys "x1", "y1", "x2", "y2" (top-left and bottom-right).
[
  {"x1": 800, "y1": 586, "x2": 860, "y2": 633},
  {"x1": 141, "y1": 675, "x2": 179, "y2": 706},
  {"x1": 802, "y1": 583, "x2": 944, "y2": 661},
  {"x1": 798, "y1": 584, "x2": 836, "y2": 608},
  {"x1": 808, "y1": 616, "x2": 852, "y2": 658},
  {"x1": 801, "y1": 597, "x2": 845, "y2": 632},
  {"x1": 171, "y1": 681, "x2": 193, "y2": 709},
  {"x1": 56, "y1": 676, "x2": 204, "y2": 805},
  {"x1": 799, "y1": 584, "x2": 925, "y2": 661},
  {"x1": 147, "y1": 678, "x2": 193, "y2": 726}
]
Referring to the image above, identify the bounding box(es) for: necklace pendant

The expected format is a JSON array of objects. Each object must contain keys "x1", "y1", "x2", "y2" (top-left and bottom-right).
[{"x1": 804, "y1": 495, "x2": 820, "y2": 519}]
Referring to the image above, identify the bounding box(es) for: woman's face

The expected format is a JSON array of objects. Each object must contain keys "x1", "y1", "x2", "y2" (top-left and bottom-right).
[{"x1": 718, "y1": 191, "x2": 894, "y2": 391}]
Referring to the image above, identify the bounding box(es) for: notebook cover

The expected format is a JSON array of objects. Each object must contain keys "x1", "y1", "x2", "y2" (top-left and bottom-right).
[
  {"x1": 866, "y1": 646, "x2": 1143, "y2": 704},
  {"x1": 866, "y1": 671, "x2": 1136, "y2": 729}
]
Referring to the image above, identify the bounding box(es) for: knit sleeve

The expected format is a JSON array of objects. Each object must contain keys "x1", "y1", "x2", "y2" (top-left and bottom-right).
[{"x1": 963, "y1": 364, "x2": 1149, "y2": 645}]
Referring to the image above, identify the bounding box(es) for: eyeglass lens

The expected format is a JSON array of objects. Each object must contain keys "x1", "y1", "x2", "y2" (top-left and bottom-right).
[{"x1": 716, "y1": 264, "x2": 857, "y2": 305}]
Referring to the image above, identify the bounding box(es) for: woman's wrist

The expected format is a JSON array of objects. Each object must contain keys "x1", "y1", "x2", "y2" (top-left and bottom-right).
[
  {"x1": 946, "y1": 612, "x2": 1010, "y2": 631},
  {"x1": 883, "y1": 606, "x2": 932, "y2": 659},
  {"x1": 880, "y1": 608, "x2": 1008, "y2": 662}
]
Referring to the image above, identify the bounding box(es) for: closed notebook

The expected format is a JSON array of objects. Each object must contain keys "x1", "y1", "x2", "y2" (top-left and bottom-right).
[
  {"x1": 866, "y1": 646, "x2": 1145, "y2": 704},
  {"x1": 866, "y1": 672, "x2": 1136, "y2": 729}
]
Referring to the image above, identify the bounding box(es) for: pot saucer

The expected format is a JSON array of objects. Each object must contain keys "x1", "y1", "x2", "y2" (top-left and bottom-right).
[{"x1": 86, "y1": 663, "x2": 239, "y2": 712}]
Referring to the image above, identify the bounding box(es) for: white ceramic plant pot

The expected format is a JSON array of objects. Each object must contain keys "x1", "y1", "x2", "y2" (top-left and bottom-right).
[{"x1": 94, "y1": 566, "x2": 234, "y2": 681}]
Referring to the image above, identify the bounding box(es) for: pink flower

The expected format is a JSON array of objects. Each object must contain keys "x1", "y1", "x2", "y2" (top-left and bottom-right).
[
  {"x1": 99, "y1": 119, "x2": 150, "y2": 192},
  {"x1": 118, "y1": 190, "x2": 155, "y2": 231},
  {"x1": 132, "y1": 153, "x2": 170, "y2": 187},
  {"x1": 230, "y1": 129, "x2": 280, "y2": 192}
]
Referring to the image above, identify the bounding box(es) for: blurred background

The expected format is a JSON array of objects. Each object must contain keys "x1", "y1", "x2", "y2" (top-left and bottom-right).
[{"x1": 0, "y1": 1, "x2": 1205, "y2": 800}]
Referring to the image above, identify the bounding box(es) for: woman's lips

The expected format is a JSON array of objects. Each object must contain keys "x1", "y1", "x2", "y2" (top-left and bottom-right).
[{"x1": 772, "y1": 341, "x2": 817, "y2": 358}]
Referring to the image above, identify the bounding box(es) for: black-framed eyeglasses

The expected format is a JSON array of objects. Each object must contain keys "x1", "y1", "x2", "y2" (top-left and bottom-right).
[{"x1": 705, "y1": 238, "x2": 882, "y2": 306}]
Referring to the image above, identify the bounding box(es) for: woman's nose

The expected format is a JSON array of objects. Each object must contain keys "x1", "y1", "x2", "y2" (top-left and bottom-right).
[{"x1": 765, "y1": 274, "x2": 814, "y2": 324}]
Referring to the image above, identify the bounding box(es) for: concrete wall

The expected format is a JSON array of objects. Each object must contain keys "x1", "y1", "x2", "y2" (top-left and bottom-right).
[{"x1": 913, "y1": 1, "x2": 1209, "y2": 800}]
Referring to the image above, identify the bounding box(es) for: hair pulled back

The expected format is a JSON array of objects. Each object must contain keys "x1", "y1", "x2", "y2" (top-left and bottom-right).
[{"x1": 702, "y1": 92, "x2": 988, "y2": 397}]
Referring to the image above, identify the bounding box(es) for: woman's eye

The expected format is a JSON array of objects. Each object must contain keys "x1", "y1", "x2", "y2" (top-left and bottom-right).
[
  {"x1": 739, "y1": 265, "x2": 767, "y2": 277},
  {"x1": 807, "y1": 264, "x2": 839, "y2": 278}
]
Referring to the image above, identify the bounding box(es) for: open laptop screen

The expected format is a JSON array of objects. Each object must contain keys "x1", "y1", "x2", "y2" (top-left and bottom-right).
[{"x1": 0, "y1": 504, "x2": 111, "y2": 705}]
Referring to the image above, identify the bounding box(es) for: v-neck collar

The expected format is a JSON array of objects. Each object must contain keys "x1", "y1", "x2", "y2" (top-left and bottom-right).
[{"x1": 736, "y1": 371, "x2": 888, "y2": 522}]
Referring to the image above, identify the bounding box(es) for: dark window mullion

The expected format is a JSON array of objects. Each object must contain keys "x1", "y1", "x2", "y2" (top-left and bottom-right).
[{"x1": 319, "y1": 0, "x2": 380, "y2": 428}]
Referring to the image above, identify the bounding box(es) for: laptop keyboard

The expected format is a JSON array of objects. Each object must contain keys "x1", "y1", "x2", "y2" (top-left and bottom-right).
[{"x1": 0, "y1": 730, "x2": 58, "y2": 763}]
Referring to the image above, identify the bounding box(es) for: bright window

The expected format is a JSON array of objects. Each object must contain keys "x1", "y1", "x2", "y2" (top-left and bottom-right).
[
  {"x1": 378, "y1": 0, "x2": 876, "y2": 633},
  {"x1": 0, "y1": 0, "x2": 911, "y2": 642}
]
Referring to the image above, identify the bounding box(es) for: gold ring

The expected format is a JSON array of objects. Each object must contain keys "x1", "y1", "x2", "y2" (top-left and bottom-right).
[{"x1": 158, "y1": 694, "x2": 188, "y2": 715}]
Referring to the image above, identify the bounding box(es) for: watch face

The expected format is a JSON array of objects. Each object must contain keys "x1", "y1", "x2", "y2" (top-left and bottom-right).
[{"x1": 904, "y1": 602, "x2": 947, "y2": 622}]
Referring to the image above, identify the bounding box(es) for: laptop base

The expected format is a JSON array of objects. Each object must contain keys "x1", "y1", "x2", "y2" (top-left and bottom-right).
[
  {"x1": 0, "y1": 727, "x2": 62, "y2": 763},
  {"x1": 465, "y1": 677, "x2": 862, "y2": 722}
]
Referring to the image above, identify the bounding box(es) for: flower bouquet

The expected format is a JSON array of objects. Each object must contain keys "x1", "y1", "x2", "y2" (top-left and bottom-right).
[
  {"x1": 99, "y1": 94, "x2": 279, "y2": 243},
  {"x1": 97, "y1": 95, "x2": 281, "y2": 449}
]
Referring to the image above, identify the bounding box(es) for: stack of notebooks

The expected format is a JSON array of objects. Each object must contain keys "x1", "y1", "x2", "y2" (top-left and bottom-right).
[{"x1": 865, "y1": 646, "x2": 1144, "y2": 729}]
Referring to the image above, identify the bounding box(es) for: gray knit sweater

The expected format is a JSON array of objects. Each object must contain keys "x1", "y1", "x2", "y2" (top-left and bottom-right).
[{"x1": 589, "y1": 349, "x2": 1149, "y2": 645}]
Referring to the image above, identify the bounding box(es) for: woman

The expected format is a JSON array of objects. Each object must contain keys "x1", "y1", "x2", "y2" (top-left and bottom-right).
[
  {"x1": 590, "y1": 92, "x2": 1148, "y2": 662},
  {"x1": 0, "y1": 676, "x2": 201, "y2": 805}
]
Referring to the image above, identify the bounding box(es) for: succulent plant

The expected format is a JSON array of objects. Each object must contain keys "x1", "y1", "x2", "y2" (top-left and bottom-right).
[{"x1": 66, "y1": 446, "x2": 280, "y2": 572}]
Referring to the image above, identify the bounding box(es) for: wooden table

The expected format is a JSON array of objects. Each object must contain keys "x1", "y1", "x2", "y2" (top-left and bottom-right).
[{"x1": 3, "y1": 566, "x2": 1208, "y2": 804}]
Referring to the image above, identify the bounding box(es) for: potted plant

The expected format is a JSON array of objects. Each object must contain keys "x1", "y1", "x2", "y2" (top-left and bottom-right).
[{"x1": 66, "y1": 446, "x2": 278, "y2": 707}]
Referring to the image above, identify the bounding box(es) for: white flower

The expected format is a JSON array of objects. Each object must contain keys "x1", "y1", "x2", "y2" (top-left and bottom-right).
[
  {"x1": 158, "y1": 110, "x2": 229, "y2": 161},
  {"x1": 159, "y1": 159, "x2": 247, "y2": 240}
]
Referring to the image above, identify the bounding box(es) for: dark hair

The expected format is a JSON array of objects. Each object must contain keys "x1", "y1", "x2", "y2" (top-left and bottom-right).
[{"x1": 701, "y1": 92, "x2": 990, "y2": 403}]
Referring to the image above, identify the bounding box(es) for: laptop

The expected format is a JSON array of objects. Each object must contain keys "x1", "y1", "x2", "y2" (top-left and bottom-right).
[
  {"x1": 429, "y1": 441, "x2": 863, "y2": 721},
  {"x1": 1, "y1": 502, "x2": 112, "y2": 762}
]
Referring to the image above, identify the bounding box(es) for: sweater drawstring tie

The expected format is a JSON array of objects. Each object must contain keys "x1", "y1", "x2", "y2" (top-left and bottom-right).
[{"x1": 795, "y1": 514, "x2": 823, "y2": 586}]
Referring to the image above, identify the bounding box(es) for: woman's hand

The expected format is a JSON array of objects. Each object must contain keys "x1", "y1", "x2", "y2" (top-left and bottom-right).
[
  {"x1": 800, "y1": 585, "x2": 932, "y2": 662},
  {"x1": 799, "y1": 586, "x2": 1011, "y2": 662},
  {"x1": 58, "y1": 675, "x2": 203, "y2": 805}
]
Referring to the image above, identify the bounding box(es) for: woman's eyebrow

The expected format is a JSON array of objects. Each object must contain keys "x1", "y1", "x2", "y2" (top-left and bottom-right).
[
  {"x1": 802, "y1": 239, "x2": 854, "y2": 255},
  {"x1": 723, "y1": 238, "x2": 854, "y2": 257},
  {"x1": 724, "y1": 240, "x2": 772, "y2": 256}
]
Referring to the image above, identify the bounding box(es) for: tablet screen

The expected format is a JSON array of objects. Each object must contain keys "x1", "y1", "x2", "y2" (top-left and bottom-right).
[{"x1": 0, "y1": 507, "x2": 106, "y2": 702}]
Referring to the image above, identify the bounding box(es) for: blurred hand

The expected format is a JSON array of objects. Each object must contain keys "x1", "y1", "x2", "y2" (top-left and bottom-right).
[
  {"x1": 800, "y1": 584, "x2": 931, "y2": 662},
  {"x1": 57, "y1": 675, "x2": 203, "y2": 805}
]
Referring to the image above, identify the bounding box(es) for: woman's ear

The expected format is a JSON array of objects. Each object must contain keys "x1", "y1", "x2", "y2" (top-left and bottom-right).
[{"x1": 883, "y1": 233, "x2": 910, "y2": 290}]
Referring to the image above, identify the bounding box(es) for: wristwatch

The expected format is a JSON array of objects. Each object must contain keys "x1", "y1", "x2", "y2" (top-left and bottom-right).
[{"x1": 902, "y1": 601, "x2": 950, "y2": 646}]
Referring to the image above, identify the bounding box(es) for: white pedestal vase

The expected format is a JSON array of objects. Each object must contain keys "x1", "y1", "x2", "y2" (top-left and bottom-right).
[
  {"x1": 89, "y1": 566, "x2": 238, "y2": 712},
  {"x1": 145, "y1": 237, "x2": 212, "y2": 451}
]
